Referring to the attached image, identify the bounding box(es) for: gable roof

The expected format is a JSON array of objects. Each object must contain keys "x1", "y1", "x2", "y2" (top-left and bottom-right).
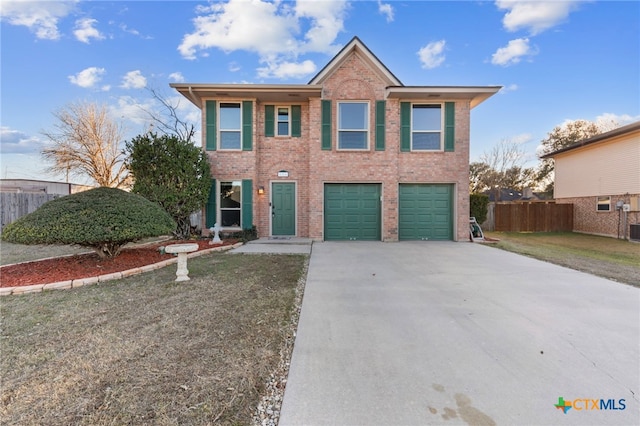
[
  {"x1": 171, "y1": 36, "x2": 500, "y2": 109},
  {"x1": 541, "y1": 120, "x2": 640, "y2": 159},
  {"x1": 308, "y1": 36, "x2": 402, "y2": 86}
]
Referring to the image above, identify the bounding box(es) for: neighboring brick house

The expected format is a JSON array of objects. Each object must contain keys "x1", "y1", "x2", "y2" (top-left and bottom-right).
[
  {"x1": 541, "y1": 121, "x2": 640, "y2": 239},
  {"x1": 172, "y1": 37, "x2": 500, "y2": 241}
]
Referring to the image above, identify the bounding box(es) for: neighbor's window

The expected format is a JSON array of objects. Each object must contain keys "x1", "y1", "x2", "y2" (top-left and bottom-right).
[
  {"x1": 597, "y1": 196, "x2": 611, "y2": 212},
  {"x1": 219, "y1": 103, "x2": 241, "y2": 150},
  {"x1": 412, "y1": 104, "x2": 442, "y2": 150},
  {"x1": 277, "y1": 107, "x2": 290, "y2": 136},
  {"x1": 338, "y1": 102, "x2": 369, "y2": 150},
  {"x1": 220, "y1": 181, "x2": 242, "y2": 227}
]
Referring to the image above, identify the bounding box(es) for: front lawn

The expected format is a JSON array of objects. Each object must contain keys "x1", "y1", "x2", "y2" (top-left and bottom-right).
[
  {"x1": 484, "y1": 231, "x2": 639, "y2": 286},
  {"x1": 0, "y1": 252, "x2": 307, "y2": 425}
]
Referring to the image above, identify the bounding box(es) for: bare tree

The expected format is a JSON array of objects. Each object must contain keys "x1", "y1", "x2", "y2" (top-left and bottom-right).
[
  {"x1": 475, "y1": 138, "x2": 535, "y2": 200},
  {"x1": 138, "y1": 87, "x2": 196, "y2": 143},
  {"x1": 41, "y1": 102, "x2": 129, "y2": 188}
]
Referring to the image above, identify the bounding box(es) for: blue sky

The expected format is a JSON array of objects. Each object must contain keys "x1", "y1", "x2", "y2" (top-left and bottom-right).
[{"x1": 1, "y1": 0, "x2": 639, "y2": 184}]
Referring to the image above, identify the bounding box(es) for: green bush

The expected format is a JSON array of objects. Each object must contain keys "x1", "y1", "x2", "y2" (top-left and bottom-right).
[
  {"x1": 470, "y1": 193, "x2": 489, "y2": 224},
  {"x1": 1, "y1": 187, "x2": 176, "y2": 258},
  {"x1": 222, "y1": 225, "x2": 258, "y2": 243}
]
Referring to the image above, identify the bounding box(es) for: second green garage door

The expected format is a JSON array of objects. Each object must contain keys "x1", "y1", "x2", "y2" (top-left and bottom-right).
[
  {"x1": 399, "y1": 184, "x2": 453, "y2": 240},
  {"x1": 324, "y1": 184, "x2": 381, "y2": 240}
]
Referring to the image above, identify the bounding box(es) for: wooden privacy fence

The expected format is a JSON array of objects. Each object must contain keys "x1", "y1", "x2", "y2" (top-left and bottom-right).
[
  {"x1": 0, "y1": 193, "x2": 61, "y2": 233},
  {"x1": 494, "y1": 202, "x2": 573, "y2": 232}
]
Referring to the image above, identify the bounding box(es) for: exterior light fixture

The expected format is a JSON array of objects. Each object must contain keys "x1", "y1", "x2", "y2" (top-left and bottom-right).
[{"x1": 258, "y1": 186, "x2": 265, "y2": 195}]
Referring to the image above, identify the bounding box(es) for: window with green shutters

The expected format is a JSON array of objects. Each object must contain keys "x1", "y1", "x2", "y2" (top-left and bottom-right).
[
  {"x1": 400, "y1": 101, "x2": 455, "y2": 152},
  {"x1": 215, "y1": 179, "x2": 252, "y2": 229},
  {"x1": 265, "y1": 105, "x2": 301, "y2": 137}
]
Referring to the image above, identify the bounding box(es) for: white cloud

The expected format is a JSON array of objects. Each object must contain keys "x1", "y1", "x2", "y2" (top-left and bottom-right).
[
  {"x1": 0, "y1": 126, "x2": 43, "y2": 154},
  {"x1": 378, "y1": 1, "x2": 394, "y2": 22},
  {"x1": 499, "y1": 83, "x2": 518, "y2": 94},
  {"x1": 178, "y1": 0, "x2": 346, "y2": 79},
  {"x1": 257, "y1": 59, "x2": 317, "y2": 79},
  {"x1": 73, "y1": 17, "x2": 104, "y2": 43},
  {"x1": 68, "y1": 67, "x2": 106, "y2": 88},
  {"x1": 495, "y1": 0, "x2": 584, "y2": 35},
  {"x1": 491, "y1": 38, "x2": 536, "y2": 66},
  {"x1": 417, "y1": 40, "x2": 446, "y2": 69},
  {"x1": 121, "y1": 70, "x2": 147, "y2": 89},
  {"x1": 0, "y1": 0, "x2": 77, "y2": 40},
  {"x1": 229, "y1": 62, "x2": 241, "y2": 72},
  {"x1": 169, "y1": 72, "x2": 185, "y2": 82}
]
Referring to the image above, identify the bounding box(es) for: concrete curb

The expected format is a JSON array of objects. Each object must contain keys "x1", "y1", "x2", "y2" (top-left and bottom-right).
[{"x1": 0, "y1": 242, "x2": 243, "y2": 297}]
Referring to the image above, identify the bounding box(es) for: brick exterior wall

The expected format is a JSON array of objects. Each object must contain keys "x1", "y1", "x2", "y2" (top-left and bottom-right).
[
  {"x1": 202, "y1": 50, "x2": 474, "y2": 241},
  {"x1": 556, "y1": 194, "x2": 640, "y2": 238}
]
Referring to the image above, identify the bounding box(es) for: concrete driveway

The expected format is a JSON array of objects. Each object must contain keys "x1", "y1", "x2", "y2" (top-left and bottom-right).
[{"x1": 279, "y1": 242, "x2": 639, "y2": 426}]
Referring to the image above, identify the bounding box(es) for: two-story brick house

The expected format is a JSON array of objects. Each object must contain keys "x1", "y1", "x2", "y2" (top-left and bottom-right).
[{"x1": 172, "y1": 37, "x2": 500, "y2": 241}]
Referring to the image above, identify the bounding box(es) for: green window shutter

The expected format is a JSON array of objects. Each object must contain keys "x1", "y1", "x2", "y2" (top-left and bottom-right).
[
  {"x1": 321, "y1": 100, "x2": 332, "y2": 150},
  {"x1": 206, "y1": 179, "x2": 216, "y2": 228},
  {"x1": 400, "y1": 102, "x2": 411, "y2": 152},
  {"x1": 265, "y1": 105, "x2": 275, "y2": 137},
  {"x1": 444, "y1": 102, "x2": 455, "y2": 152},
  {"x1": 242, "y1": 101, "x2": 253, "y2": 151},
  {"x1": 205, "y1": 101, "x2": 217, "y2": 151},
  {"x1": 375, "y1": 100, "x2": 386, "y2": 151},
  {"x1": 291, "y1": 105, "x2": 301, "y2": 137},
  {"x1": 241, "y1": 179, "x2": 253, "y2": 230}
]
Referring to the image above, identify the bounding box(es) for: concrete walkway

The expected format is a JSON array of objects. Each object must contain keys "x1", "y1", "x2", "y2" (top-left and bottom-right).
[
  {"x1": 229, "y1": 237, "x2": 313, "y2": 254},
  {"x1": 279, "y1": 242, "x2": 639, "y2": 425}
]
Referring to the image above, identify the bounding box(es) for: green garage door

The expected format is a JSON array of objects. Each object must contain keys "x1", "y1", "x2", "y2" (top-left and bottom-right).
[
  {"x1": 399, "y1": 184, "x2": 453, "y2": 240},
  {"x1": 324, "y1": 184, "x2": 381, "y2": 240}
]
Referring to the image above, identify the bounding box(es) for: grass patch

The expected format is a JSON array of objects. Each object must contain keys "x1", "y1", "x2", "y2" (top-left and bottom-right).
[
  {"x1": 485, "y1": 232, "x2": 640, "y2": 286},
  {"x1": 1, "y1": 252, "x2": 307, "y2": 425}
]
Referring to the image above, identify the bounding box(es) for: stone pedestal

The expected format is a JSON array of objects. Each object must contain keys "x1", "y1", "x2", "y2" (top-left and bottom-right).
[{"x1": 164, "y1": 243, "x2": 199, "y2": 281}]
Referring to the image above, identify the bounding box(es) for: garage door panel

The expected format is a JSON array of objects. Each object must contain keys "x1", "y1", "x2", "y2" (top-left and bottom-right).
[
  {"x1": 399, "y1": 184, "x2": 453, "y2": 241},
  {"x1": 324, "y1": 184, "x2": 381, "y2": 241}
]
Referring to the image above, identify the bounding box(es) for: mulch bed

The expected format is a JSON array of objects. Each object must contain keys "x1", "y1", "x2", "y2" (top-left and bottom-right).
[{"x1": 0, "y1": 239, "x2": 238, "y2": 288}]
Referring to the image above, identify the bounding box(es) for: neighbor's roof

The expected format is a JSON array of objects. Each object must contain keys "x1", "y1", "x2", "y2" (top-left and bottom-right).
[{"x1": 540, "y1": 120, "x2": 640, "y2": 159}]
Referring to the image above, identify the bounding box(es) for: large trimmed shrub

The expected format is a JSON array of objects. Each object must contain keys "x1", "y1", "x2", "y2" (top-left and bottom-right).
[
  {"x1": 470, "y1": 193, "x2": 489, "y2": 225},
  {"x1": 1, "y1": 187, "x2": 176, "y2": 258},
  {"x1": 125, "y1": 133, "x2": 211, "y2": 239}
]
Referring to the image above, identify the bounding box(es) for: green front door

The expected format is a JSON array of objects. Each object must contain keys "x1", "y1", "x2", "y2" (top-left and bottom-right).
[
  {"x1": 399, "y1": 184, "x2": 453, "y2": 240},
  {"x1": 324, "y1": 184, "x2": 381, "y2": 240},
  {"x1": 272, "y1": 182, "x2": 295, "y2": 236}
]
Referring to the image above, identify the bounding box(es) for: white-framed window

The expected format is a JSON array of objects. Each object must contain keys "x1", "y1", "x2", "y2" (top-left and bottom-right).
[
  {"x1": 219, "y1": 102, "x2": 241, "y2": 150},
  {"x1": 412, "y1": 104, "x2": 442, "y2": 151},
  {"x1": 277, "y1": 107, "x2": 290, "y2": 136},
  {"x1": 597, "y1": 196, "x2": 611, "y2": 212},
  {"x1": 220, "y1": 181, "x2": 242, "y2": 227},
  {"x1": 338, "y1": 101, "x2": 369, "y2": 150}
]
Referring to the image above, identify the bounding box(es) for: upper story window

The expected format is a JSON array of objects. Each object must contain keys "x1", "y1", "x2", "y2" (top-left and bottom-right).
[
  {"x1": 597, "y1": 196, "x2": 611, "y2": 212},
  {"x1": 219, "y1": 102, "x2": 241, "y2": 150},
  {"x1": 338, "y1": 102, "x2": 369, "y2": 150},
  {"x1": 412, "y1": 104, "x2": 442, "y2": 151},
  {"x1": 277, "y1": 107, "x2": 290, "y2": 136}
]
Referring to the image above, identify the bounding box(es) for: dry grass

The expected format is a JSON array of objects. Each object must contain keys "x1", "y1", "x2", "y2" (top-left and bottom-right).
[
  {"x1": 484, "y1": 232, "x2": 640, "y2": 286},
  {"x1": 0, "y1": 252, "x2": 307, "y2": 425}
]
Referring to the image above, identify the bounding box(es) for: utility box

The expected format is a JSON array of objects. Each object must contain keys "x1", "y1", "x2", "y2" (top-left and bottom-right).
[
  {"x1": 629, "y1": 196, "x2": 640, "y2": 212},
  {"x1": 630, "y1": 224, "x2": 640, "y2": 242}
]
